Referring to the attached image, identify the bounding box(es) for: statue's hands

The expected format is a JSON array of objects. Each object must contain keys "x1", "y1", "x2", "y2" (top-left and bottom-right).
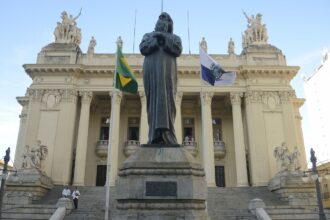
[{"x1": 154, "y1": 32, "x2": 165, "y2": 46}]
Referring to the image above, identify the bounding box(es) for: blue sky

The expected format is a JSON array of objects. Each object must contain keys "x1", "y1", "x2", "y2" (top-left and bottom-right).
[{"x1": 0, "y1": 0, "x2": 329, "y2": 164}]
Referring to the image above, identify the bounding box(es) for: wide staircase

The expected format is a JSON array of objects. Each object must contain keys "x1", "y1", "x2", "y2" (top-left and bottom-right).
[{"x1": 2, "y1": 186, "x2": 330, "y2": 219}]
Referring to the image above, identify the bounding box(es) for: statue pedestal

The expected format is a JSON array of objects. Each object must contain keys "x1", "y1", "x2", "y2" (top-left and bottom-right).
[
  {"x1": 4, "y1": 168, "x2": 53, "y2": 205},
  {"x1": 113, "y1": 145, "x2": 209, "y2": 219},
  {"x1": 268, "y1": 171, "x2": 317, "y2": 206}
]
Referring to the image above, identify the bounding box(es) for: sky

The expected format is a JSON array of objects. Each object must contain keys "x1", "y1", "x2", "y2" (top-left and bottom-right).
[{"x1": 0, "y1": 0, "x2": 329, "y2": 166}]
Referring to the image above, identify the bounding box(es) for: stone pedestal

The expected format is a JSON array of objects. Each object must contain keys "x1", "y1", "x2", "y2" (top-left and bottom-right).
[
  {"x1": 114, "y1": 145, "x2": 209, "y2": 220},
  {"x1": 268, "y1": 171, "x2": 317, "y2": 206},
  {"x1": 4, "y1": 168, "x2": 53, "y2": 205}
]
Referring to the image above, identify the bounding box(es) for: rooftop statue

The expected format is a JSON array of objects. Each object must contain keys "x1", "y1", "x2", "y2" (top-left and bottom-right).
[
  {"x1": 139, "y1": 12, "x2": 182, "y2": 145},
  {"x1": 199, "y1": 37, "x2": 207, "y2": 52},
  {"x1": 54, "y1": 9, "x2": 82, "y2": 45},
  {"x1": 228, "y1": 37, "x2": 235, "y2": 55},
  {"x1": 87, "y1": 36, "x2": 97, "y2": 57},
  {"x1": 242, "y1": 10, "x2": 268, "y2": 47}
]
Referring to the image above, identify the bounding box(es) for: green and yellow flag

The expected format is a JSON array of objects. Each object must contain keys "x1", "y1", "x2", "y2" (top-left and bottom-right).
[{"x1": 115, "y1": 47, "x2": 138, "y2": 94}]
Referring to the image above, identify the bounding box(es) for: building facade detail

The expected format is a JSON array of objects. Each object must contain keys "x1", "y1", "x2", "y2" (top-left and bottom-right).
[{"x1": 13, "y1": 12, "x2": 307, "y2": 189}]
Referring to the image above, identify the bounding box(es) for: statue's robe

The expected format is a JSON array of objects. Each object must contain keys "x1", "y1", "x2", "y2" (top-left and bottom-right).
[{"x1": 140, "y1": 31, "x2": 182, "y2": 144}]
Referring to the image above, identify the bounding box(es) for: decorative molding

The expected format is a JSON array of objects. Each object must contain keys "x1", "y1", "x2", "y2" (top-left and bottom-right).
[
  {"x1": 41, "y1": 90, "x2": 62, "y2": 109},
  {"x1": 200, "y1": 91, "x2": 214, "y2": 105},
  {"x1": 262, "y1": 92, "x2": 280, "y2": 110},
  {"x1": 244, "y1": 91, "x2": 263, "y2": 105},
  {"x1": 230, "y1": 92, "x2": 243, "y2": 105}
]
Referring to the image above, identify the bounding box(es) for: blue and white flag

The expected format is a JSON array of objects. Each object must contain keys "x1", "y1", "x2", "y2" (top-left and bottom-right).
[{"x1": 199, "y1": 49, "x2": 236, "y2": 86}]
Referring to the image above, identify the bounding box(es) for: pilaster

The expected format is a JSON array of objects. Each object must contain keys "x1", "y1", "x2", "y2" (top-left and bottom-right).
[
  {"x1": 73, "y1": 91, "x2": 93, "y2": 186},
  {"x1": 174, "y1": 91, "x2": 183, "y2": 144},
  {"x1": 279, "y1": 91, "x2": 298, "y2": 150},
  {"x1": 244, "y1": 91, "x2": 270, "y2": 186},
  {"x1": 107, "y1": 90, "x2": 122, "y2": 187},
  {"x1": 139, "y1": 91, "x2": 148, "y2": 144},
  {"x1": 52, "y1": 89, "x2": 78, "y2": 185},
  {"x1": 200, "y1": 91, "x2": 216, "y2": 187},
  {"x1": 230, "y1": 92, "x2": 248, "y2": 187}
]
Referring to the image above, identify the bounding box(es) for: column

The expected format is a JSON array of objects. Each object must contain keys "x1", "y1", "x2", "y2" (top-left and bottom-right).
[
  {"x1": 106, "y1": 90, "x2": 122, "y2": 187},
  {"x1": 174, "y1": 91, "x2": 183, "y2": 144},
  {"x1": 139, "y1": 91, "x2": 148, "y2": 144},
  {"x1": 200, "y1": 91, "x2": 216, "y2": 187},
  {"x1": 244, "y1": 91, "x2": 270, "y2": 186},
  {"x1": 73, "y1": 91, "x2": 93, "y2": 186},
  {"x1": 230, "y1": 92, "x2": 249, "y2": 187},
  {"x1": 14, "y1": 97, "x2": 29, "y2": 169}
]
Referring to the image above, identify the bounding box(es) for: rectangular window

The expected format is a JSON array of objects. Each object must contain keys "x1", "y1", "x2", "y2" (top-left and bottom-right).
[
  {"x1": 212, "y1": 118, "x2": 222, "y2": 141},
  {"x1": 128, "y1": 117, "x2": 140, "y2": 141},
  {"x1": 99, "y1": 117, "x2": 110, "y2": 140}
]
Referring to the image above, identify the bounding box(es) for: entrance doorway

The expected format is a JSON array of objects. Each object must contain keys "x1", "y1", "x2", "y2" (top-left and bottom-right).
[
  {"x1": 96, "y1": 165, "x2": 107, "y2": 186},
  {"x1": 215, "y1": 166, "x2": 225, "y2": 187}
]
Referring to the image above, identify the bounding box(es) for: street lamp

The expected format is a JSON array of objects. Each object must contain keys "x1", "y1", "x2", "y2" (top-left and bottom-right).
[
  {"x1": 0, "y1": 147, "x2": 10, "y2": 219},
  {"x1": 309, "y1": 148, "x2": 327, "y2": 220}
]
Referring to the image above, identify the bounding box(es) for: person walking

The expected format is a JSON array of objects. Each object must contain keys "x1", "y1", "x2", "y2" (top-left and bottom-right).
[{"x1": 72, "y1": 187, "x2": 80, "y2": 209}]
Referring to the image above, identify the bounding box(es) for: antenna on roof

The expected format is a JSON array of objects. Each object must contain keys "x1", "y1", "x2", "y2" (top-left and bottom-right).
[{"x1": 161, "y1": 0, "x2": 163, "y2": 12}]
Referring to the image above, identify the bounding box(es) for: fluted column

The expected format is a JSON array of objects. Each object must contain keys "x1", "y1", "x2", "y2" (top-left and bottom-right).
[
  {"x1": 139, "y1": 91, "x2": 148, "y2": 144},
  {"x1": 106, "y1": 90, "x2": 122, "y2": 187},
  {"x1": 174, "y1": 91, "x2": 183, "y2": 144},
  {"x1": 200, "y1": 91, "x2": 216, "y2": 187},
  {"x1": 73, "y1": 91, "x2": 93, "y2": 186},
  {"x1": 230, "y1": 92, "x2": 249, "y2": 187}
]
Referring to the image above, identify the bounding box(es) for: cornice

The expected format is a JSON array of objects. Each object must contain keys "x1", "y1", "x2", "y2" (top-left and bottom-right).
[{"x1": 239, "y1": 65, "x2": 299, "y2": 80}]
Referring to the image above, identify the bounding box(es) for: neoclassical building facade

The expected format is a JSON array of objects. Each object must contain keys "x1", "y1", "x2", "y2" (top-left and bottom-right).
[{"x1": 14, "y1": 11, "x2": 307, "y2": 189}]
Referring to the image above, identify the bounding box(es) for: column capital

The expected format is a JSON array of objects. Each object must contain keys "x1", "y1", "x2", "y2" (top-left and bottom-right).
[
  {"x1": 110, "y1": 90, "x2": 122, "y2": 105},
  {"x1": 244, "y1": 91, "x2": 263, "y2": 105},
  {"x1": 60, "y1": 89, "x2": 78, "y2": 103},
  {"x1": 79, "y1": 91, "x2": 93, "y2": 104},
  {"x1": 279, "y1": 91, "x2": 296, "y2": 104},
  {"x1": 200, "y1": 91, "x2": 214, "y2": 105},
  {"x1": 139, "y1": 90, "x2": 146, "y2": 104},
  {"x1": 230, "y1": 92, "x2": 243, "y2": 105},
  {"x1": 175, "y1": 91, "x2": 183, "y2": 105},
  {"x1": 27, "y1": 89, "x2": 45, "y2": 102}
]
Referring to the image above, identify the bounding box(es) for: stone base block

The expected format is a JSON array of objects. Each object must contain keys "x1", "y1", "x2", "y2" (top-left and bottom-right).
[
  {"x1": 113, "y1": 145, "x2": 209, "y2": 220},
  {"x1": 268, "y1": 171, "x2": 317, "y2": 206},
  {"x1": 4, "y1": 168, "x2": 53, "y2": 204}
]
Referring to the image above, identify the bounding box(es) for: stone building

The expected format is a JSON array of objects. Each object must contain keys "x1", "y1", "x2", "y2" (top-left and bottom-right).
[{"x1": 13, "y1": 11, "x2": 307, "y2": 189}]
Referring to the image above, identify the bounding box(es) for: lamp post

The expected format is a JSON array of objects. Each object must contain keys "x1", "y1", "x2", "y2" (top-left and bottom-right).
[
  {"x1": 310, "y1": 148, "x2": 327, "y2": 220},
  {"x1": 0, "y1": 147, "x2": 10, "y2": 219}
]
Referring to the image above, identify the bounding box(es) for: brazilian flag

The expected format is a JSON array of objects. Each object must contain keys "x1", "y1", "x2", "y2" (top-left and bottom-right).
[{"x1": 115, "y1": 47, "x2": 138, "y2": 94}]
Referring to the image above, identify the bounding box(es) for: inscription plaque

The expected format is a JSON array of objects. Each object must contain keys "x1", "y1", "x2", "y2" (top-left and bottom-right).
[{"x1": 145, "y1": 181, "x2": 177, "y2": 196}]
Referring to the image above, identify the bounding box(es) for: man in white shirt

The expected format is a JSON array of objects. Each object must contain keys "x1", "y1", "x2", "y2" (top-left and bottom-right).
[
  {"x1": 62, "y1": 186, "x2": 71, "y2": 198},
  {"x1": 72, "y1": 187, "x2": 81, "y2": 209}
]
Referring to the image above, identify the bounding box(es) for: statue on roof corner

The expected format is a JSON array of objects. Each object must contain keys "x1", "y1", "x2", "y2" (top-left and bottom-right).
[
  {"x1": 139, "y1": 12, "x2": 182, "y2": 145},
  {"x1": 242, "y1": 10, "x2": 268, "y2": 47},
  {"x1": 54, "y1": 9, "x2": 82, "y2": 45}
]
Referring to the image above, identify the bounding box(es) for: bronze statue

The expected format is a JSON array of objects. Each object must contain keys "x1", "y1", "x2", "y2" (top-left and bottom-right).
[{"x1": 139, "y1": 12, "x2": 182, "y2": 145}]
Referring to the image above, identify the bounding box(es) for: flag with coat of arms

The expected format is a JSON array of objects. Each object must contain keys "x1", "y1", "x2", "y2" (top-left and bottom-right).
[{"x1": 199, "y1": 49, "x2": 236, "y2": 86}]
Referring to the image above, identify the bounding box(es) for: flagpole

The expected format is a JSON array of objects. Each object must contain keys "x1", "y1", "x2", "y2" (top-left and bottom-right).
[
  {"x1": 133, "y1": 9, "x2": 137, "y2": 53},
  {"x1": 187, "y1": 11, "x2": 191, "y2": 55},
  {"x1": 104, "y1": 38, "x2": 121, "y2": 220},
  {"x1": 161, "y1": 0, "x2": 163, "y2": 12}
]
